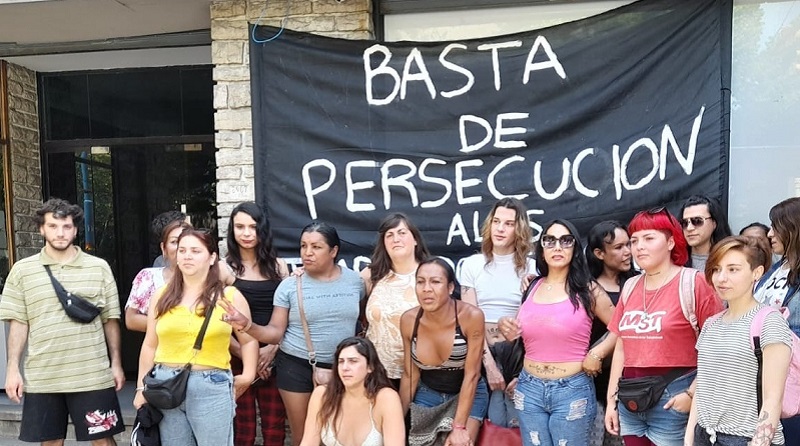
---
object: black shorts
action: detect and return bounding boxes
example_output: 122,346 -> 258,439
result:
274,350 -> 332,393
20,387 -> 125,442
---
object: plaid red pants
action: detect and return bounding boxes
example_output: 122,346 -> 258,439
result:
232,358 -> 286,446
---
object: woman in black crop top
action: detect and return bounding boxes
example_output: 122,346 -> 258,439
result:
225,202 -> 289,446
586,221 -> 638,446
399,258 -> 487,446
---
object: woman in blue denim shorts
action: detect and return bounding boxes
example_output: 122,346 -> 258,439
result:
605,208 -> 723,446
134,228 -> 260,446
400,258 -> 488,446
498,219 -> 617,446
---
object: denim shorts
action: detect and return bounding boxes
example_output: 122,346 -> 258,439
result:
153,364 -> 235,446
413,377 -> 489,421
617,370 -> 695,446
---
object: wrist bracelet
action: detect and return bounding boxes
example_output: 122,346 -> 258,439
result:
135,386 -> 144,392
684,388 -> 694,399
588,351 -> 603,362
452,423 -> 467,430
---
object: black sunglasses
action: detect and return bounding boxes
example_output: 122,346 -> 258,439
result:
540,234 -> 576,249
680,216 -> 713,229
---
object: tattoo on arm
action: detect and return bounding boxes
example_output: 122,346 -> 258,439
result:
751,410 -> 775,446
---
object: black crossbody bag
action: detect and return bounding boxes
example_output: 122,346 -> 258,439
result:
43,265 -> 102,323
616,367 -> 688,413
142,299 -> 216,410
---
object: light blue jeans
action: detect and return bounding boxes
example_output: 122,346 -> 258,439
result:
514,370 -> 597,446
617,370 -> 695,446
488,390 -> 519,427
153,364 -> 235,446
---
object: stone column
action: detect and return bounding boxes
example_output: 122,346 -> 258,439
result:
211,0 -> 373,252
3,62 -> 42,259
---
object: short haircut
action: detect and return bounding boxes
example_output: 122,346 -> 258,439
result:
35,198 -> 83,227
705,235 -> 771,284
151,211 -> 187,240
628,207 -> 689,266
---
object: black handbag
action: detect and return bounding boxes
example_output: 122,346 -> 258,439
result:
142,299 -> 216,410
616,368 -> 687,413
44,265 -> 102,323
490,276 -> 543,382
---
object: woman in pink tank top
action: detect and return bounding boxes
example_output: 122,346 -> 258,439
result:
498,219 -> 617,446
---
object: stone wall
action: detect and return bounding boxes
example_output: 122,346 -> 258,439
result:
4,62 -> 42,259
211,0 -> 373,251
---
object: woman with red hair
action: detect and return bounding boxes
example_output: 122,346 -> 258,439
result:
604,207 -> 723,446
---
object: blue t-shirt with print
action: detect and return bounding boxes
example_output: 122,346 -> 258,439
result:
275,267 -> 365,364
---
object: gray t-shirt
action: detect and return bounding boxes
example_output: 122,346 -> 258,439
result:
275,267 -> 365,364
691,253 -> 708,272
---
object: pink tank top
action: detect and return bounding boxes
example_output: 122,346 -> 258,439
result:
519,281 -> 592,362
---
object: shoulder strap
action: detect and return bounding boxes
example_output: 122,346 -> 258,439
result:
620,274 -> 643,306
193,296 -> 217,351
678,268 -> 699,336
43,265 -> 66,296
411,307 -> 424,341
520,275 -> 544,306
750,306 -> 777,414
295,276 -> 317,365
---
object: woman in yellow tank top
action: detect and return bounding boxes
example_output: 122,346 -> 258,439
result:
133,228 -> 259,446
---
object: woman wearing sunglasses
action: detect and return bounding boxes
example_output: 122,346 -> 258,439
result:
679,195 -> 732,272
498,219 -> 616,446
605,207 -> 723,446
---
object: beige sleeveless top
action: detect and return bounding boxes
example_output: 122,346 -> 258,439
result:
365,271 -> 418,379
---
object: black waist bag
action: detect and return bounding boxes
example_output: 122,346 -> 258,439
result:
142,365 -> 191,410
44,265 -> 102,323
617,368 -> 688,413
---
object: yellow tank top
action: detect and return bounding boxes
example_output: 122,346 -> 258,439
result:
154,287 -> 235,369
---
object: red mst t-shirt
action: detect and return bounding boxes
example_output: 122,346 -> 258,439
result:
609,268 -> 723,368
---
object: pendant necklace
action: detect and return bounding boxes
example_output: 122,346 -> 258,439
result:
642,270 -> 670,317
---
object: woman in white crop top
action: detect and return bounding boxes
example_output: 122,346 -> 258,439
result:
301,337 -> 405,446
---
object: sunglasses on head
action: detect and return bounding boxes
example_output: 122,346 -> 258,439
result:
540,234 -> 576,249
680,216 -> 713,229
636,206 -> 678,226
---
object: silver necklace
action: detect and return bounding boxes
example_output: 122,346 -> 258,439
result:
642,270 -> 671,316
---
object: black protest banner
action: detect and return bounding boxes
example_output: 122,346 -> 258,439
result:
251,0 -> 731,266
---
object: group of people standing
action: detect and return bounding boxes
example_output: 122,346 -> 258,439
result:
0,193 -> 797,446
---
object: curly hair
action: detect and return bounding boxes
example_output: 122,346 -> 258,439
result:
35,198 -> 83,227
479,198 -> 533,277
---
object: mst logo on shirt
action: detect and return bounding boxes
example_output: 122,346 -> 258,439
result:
618,311 -> 667,334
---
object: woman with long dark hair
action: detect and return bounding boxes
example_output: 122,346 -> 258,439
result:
755,197 -> 800,444
586,220 -> 637,446
134,228 -> 259,445
300,337 -> 405,446
220,221 -> 365,446
400,258 -> 486,446
362,213 -> 430,389
498,219 -> 616,445
605,208 -> 723,446
225,202 -> 288,446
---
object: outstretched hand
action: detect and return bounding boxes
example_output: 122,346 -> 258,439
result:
217,299 -> 250,332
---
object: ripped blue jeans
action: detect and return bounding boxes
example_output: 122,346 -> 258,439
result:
514,370 -> 596,446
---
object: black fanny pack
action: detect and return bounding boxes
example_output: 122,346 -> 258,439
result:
617,368 -> 689,413
44,265 -> 102,323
